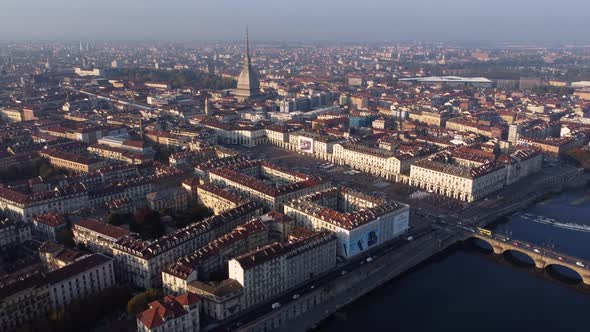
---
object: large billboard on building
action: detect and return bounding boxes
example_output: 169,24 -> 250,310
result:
345,226 -> 380,257
298,136 -> 314,154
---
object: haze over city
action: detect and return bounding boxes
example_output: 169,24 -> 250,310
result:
2,0 -> 590,42
1,1 -> 590,332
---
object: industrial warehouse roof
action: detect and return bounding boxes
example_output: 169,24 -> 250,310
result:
399,76 -> 493,84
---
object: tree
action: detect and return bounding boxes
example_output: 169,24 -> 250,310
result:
38,162 -> 57,179
18,286 -> 132,332
56,228 -> 75,248
107,212 -> 125,226
152,145 -> 173,164
127,288 -> 162,315
174,205 -> 213,228
132,208 -> 165,239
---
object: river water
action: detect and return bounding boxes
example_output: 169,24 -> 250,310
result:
318,188 -> 590,332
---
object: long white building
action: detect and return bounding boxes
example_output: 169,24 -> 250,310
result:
208,160 -> 330,211
112,202 -> 261,289
409,149 -> 542,202
228,231 -> 337,309
284,187 -> 410,258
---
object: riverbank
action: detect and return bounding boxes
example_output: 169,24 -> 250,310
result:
317,187 -> 590,332
231,165 -> 585,331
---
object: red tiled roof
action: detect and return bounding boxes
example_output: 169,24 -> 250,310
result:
75,218 -> 129,240
137,293 -> 200,329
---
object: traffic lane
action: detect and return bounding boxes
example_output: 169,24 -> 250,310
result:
216,230 -> 437,331
447,225 -> 590,269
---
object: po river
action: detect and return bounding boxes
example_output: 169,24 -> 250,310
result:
317,188 -> 590,332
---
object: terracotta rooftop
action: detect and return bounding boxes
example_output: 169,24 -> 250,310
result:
74,218 -> 130,240
137,293 -> 200,330
232,230 -> 335,270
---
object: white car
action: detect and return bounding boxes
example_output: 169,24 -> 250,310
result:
533,249 -> 541,253
576,261 -> 585,267
292,294 -> 300,300
366,257 -> 373,263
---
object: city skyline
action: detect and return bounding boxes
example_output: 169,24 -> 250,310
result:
1,6 -> 590,331
2,0 -> 590,42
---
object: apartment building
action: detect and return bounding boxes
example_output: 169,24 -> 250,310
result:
38,241 -> 86,271
0,254 -> 115,331
39,149 -> 109,173
410,154 -> 506,202
72,218 -> 130,255
196,183 -> 249,215
208,160 -> 329,211
31,213 -> 67,241
408,148 -> 541,202
41,124 -> 125,143
146,188 -> 190,213
186,279 -> 243,321
46,254 -> 116,310
0,218 -> 32,249
162,218 -> 269,296
264,125 -> 297,149
285,131 -> 345,162
517,135 -> 587,158
408,109 -> 450,127
0,185 -> 88,222
0,107 -> 24,123
0,274 -> 49,332
200,119 -> 267,146
88,144 -> 149,164
137,293 -> 201,332
112,202 -> 262,289
333,142 -> 402,180
284,187 -> 410,258
228,231 -> 337,309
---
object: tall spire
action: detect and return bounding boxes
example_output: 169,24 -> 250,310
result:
244,26 -> 251,67
235,26 -> 260,101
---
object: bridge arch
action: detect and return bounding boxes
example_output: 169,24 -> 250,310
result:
468,237 -> 494,252
544,264 -> 584,284
467,236 -> 504,254
502,248 -> 536,267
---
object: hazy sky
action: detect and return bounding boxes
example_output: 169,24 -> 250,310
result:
1,0 -> 589,42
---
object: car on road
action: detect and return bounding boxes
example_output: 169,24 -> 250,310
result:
272,302 -> 281,309
576,262 -> 585,267
292,294 -> 300,300
366,257 -> 373,263
558,256 -> 564,261
533,249 -> 541,253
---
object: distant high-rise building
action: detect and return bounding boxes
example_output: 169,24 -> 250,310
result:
204,95 -> 210,116
519,77 -> 542,91
234,27 -> 261,101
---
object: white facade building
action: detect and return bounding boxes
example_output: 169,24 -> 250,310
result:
284,187 -> 410,258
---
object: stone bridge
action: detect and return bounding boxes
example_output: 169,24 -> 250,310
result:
469,233 -> 590,285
